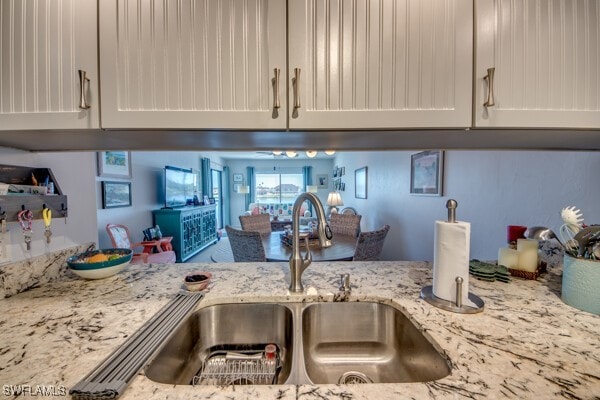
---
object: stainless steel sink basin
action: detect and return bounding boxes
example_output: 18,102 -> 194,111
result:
301,302 -> 451,384
144,301 -> 450,385
145,303 -> 293,385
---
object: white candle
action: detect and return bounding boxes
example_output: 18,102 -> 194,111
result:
517,239 -> 539,272
498,247 -> 519,268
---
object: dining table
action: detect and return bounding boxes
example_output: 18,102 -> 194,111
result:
210,231 -> 357,263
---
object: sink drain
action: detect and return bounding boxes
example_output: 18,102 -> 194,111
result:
338,371 -> 373,384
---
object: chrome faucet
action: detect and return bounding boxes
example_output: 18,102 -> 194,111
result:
289,192 -> 333,293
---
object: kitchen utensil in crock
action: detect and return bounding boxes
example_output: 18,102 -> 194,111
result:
559,224 -> 578,256
573,226 -> 600,259
525,226 -> 565,248
561,206 -> 584,233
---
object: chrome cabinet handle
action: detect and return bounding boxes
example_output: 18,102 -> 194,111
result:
78,70 -> 91,110
483,67 -> 495,108
273,68 -> 281,109
293,68 -> 301,109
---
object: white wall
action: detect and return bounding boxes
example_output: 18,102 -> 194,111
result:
225,158 -> 334,225
334,150 -> 600,261
0,147 -> 97,261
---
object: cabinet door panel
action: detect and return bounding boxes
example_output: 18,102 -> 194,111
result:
475,0 -> 600,128
0,0 -> 98,130
100,0 -> 287,129
288,0 -> 472,129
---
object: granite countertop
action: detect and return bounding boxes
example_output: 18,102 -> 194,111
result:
0,259 -> 598,399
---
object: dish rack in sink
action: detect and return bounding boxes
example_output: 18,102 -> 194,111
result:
192,345 -> 281,386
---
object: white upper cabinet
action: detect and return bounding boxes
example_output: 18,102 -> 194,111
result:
0,0 -> 99,130
99,0 -> 287,130
287,0 -> 473,129
475,0 -> 600,128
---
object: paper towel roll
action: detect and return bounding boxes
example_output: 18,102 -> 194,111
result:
433,220 -> 477,307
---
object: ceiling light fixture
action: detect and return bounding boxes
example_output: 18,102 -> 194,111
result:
285,151 -> 298,158
306,150 -> 317,158
324,150 -> 336,155
272,151 -> 282,156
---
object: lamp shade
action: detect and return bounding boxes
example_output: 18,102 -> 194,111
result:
238,185 -> 249,194
306,185 -> 318,193
327,192 -> 343,207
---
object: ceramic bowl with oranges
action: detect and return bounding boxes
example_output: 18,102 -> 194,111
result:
66,248 -> 133,279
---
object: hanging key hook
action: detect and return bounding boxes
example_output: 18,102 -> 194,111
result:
42,206 -> 53,244
17,209 -> 33,231
17,209 -> 34,251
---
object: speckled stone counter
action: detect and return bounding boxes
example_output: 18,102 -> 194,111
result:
0,243 -> 93,298
0,260 -> 598,399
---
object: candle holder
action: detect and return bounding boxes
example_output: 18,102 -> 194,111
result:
507,225 -> 527,249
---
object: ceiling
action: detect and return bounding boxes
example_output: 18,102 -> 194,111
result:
211,151 -> 338,160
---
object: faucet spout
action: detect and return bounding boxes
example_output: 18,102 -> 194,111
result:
289,192 -> 332,293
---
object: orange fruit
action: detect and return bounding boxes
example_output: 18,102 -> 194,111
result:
88,253 -> 109,263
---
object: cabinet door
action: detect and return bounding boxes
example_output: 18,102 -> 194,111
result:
475,0 -> 600,128
99,0 -> 287,129
0,0 -> 99,130
287,0 -> 472,129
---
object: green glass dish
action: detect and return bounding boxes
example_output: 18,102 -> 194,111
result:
67,248 -> 133,271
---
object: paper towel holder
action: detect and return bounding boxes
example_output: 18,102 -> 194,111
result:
420,199 -> 485,313
420,278 -> 484,314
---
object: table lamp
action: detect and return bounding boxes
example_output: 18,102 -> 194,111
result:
327,191 -> 343,215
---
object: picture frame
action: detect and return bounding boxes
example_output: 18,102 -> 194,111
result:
101,181 -> 132,209
355,167 -> 368,199
97,151 -> 132,178
233,173 -> 244,183
410,150 -> 444,196
233,183 -> 242,193
316,174 -> 328,189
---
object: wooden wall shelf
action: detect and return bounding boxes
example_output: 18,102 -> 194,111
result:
0,164 -> 68,223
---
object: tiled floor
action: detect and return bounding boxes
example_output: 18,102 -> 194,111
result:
183,237 -> 230,263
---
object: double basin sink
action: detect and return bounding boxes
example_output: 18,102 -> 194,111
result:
145,301 -> 450,385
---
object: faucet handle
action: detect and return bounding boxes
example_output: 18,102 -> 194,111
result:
302,236 -> 312,267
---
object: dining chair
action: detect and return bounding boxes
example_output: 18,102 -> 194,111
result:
340,207 -> 358,215
225,225 -> 267,262
352,224 -> 391,261
106,224 -> 176,264
329,213 -> 362,237
239,214 -> 272,236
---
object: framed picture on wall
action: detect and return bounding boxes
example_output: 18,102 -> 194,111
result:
410,150 -> 444,196
97,151 -> 132,178
355,167 -> 367,199
316,174 -> 328,189
233,173 -> 243,182
101,181 -> 132,209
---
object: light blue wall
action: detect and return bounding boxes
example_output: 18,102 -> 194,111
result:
2,147 -> 598,263
96,151 -> 224,249
334,151 -> 599,261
